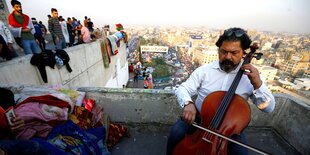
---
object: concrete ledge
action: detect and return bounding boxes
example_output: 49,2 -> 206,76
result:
250,94 -> 309,155
78,87 -> 181,124
0,85 -> 308,154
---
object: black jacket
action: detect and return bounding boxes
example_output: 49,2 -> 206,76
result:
30,50 -> 72,83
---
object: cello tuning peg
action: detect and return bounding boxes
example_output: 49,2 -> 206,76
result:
254,53 -> 263,60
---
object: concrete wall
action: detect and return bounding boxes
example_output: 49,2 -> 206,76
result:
79,87 -> 181,124
0,40 -> 129,88
0,0 -> 9,24
1,85 -> 308,154
249,94 -> 310,155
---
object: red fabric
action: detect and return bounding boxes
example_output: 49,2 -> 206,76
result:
17,95 -> 70,110
69,106 -> 94,130
8,11 -> 29,28
107,123 -> 129,150
83,99 -> 95,111
115,23 -> 123,29
0,107 -> 8,129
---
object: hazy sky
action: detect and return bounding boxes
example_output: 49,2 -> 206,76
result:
6,0 -> 310,34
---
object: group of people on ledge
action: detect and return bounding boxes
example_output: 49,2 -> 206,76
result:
0,0 -> 106,62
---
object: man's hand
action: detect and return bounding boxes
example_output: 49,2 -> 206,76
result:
241,64 -> 262,89
182,103 -> 196,125
7,43 -> 13,51
10,115 -> 25,133
55,36 -> 59,43
22,28 -> 31,32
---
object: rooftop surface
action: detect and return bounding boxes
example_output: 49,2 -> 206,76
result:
111,124 -> 300,155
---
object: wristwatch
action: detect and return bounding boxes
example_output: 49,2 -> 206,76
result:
184,101 -> 194,107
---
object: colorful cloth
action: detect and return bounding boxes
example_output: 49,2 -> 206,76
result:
69,106 -> 93,130
106,36 -> 118,55
69,101 -> 105,130
100,39 -> 110,68
17,94 -> 73,112
56,88 -> 85,106
107,123 -> 129,150
46,120 -> 108,155
14,102 -> 68,139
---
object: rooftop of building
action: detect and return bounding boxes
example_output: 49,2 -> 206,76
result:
1,85 -> 308,155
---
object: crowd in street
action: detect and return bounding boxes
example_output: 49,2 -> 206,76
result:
129,62 -> 154,89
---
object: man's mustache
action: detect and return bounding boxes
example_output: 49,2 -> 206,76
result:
221,59 -> 234,66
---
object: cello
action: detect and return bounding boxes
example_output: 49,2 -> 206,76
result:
172,43 -> 270,155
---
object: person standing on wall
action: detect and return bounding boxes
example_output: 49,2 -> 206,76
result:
8,0 -> 41,55
48,8 -> 66,49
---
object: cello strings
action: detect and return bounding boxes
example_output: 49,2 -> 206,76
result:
214,69 -> 243,128
202,53 -> 253,142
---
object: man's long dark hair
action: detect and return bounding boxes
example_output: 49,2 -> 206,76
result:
215,27 -> 252,51
11,0 -> 21,7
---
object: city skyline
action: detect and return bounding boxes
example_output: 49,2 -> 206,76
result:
5,0 -> 310,34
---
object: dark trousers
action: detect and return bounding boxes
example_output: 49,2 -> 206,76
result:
0,35 -> 18,60
134,75 -> 138,83
166,118 -> 248,155
36,35 -> 46,51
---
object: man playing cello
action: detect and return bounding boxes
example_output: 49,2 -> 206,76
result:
166,27 -> 275,155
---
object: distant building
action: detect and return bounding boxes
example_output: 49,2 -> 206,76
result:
201,47 -> 218,64
303,70 -> 310,78
272,39 -> 283,49
294,78 -> 310,90
282,60 -> 309,77
262,42 -> 272,51
256,65 -> 278,82
191,46 -> 218,65
278,79 -> 295,89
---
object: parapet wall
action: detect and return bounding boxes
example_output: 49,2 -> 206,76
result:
1,85 -> 309,154
79,87 -> 309,155
250,94 -> 309,155
0,40 -> 129,88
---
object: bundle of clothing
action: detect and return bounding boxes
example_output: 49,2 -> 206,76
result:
30,49 -> 72,83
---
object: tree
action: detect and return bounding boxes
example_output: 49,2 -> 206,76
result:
152,57 -> 166,65
154,65 -> 170,78
146,57 -> 171,78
